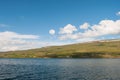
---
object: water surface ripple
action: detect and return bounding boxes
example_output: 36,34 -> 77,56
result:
0,59 -> 120,80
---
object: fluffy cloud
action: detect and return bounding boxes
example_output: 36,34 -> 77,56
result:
59,34 -> 77,40
116,11 -> 120,16
80,22 -> 90,29
0,31 -> 44,51
83,20 -> 120,37
76,38 -> 97,43
0,31 -> 39,39
59,24 -> 77,34
49,29 -> 55,35
0,31 -> 75,51
58,19 -> 120,40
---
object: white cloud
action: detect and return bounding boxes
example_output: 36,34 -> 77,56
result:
83,20 -> 120,37
59,33 -> 79,40
59,24 -> 77,34
0,31 -> 39,39
0,31 -> 43,51
116,11 -> 120,16
76,38 -> 97,43
49,29 -> 55,35
80,22 -> 90,29
0,31 -> 75,51
1,19 -> 120,51
58,19 -> 120,40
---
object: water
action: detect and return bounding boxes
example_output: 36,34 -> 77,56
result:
0,59 -> 120,80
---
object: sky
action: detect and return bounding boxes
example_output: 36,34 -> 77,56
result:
0,0 -> 120,51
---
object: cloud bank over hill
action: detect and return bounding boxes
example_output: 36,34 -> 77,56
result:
1,19 -> 120,52
0,31 -> 70,51
0,31 -> 47,51
50,19 -> 120,40
0,11 -> 120,51
1,18 -> 120,51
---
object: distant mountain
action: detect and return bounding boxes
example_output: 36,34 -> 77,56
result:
0,39 -> 120,58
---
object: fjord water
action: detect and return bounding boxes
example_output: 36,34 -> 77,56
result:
0,59 -> 120,80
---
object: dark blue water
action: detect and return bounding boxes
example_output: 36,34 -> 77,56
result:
0,59 -> 120,80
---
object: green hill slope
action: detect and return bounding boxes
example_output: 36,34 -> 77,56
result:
0,40 -> 120,58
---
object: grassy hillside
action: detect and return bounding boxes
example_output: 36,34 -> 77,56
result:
0,40 -> 120,58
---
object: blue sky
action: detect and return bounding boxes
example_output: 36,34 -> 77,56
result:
0,0 -> 120,51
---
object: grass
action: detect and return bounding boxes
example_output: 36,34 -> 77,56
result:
0,40 -> 120,58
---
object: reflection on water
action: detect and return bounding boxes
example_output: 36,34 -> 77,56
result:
0,59 -> 120,80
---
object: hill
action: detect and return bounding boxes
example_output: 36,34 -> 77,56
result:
0,40 -> 120,58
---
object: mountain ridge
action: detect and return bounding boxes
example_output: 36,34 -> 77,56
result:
0,39 -> 120,58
